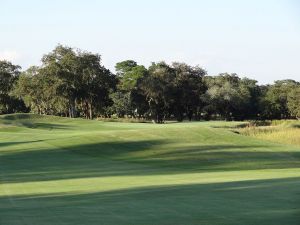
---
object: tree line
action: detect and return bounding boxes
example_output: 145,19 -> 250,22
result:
0,45 -> 299,122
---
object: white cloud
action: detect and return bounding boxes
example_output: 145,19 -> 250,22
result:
0,50 -> 21,62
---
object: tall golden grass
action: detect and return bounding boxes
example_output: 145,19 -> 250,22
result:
238,120 -> 300,146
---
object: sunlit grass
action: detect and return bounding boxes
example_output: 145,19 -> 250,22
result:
0,114 -> 300,225
239,121 -> 300,146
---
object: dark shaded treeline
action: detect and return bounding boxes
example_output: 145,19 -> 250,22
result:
0,45 -> 299,122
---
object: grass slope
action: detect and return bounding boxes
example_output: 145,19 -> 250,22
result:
0,114 -> 300,225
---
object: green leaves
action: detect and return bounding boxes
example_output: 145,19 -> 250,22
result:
287,87 -> 300,119
1,45 -> 300,121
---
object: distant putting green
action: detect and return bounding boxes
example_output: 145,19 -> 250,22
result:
0,114 -> 300,225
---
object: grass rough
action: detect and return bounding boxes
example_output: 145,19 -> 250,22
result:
0,114 -> 300,225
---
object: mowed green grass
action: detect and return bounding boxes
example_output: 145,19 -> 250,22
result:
0,114 -> 300,225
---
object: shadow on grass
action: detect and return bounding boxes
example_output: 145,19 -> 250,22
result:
1,139 -> 300,184
0,114 -> 40,120
19,122 -> 73,130
0,120 -> 73,130
1,177 -> 300,225
291,124 -> 300,128
0,140 -> 44,148
0,114 -> 74,130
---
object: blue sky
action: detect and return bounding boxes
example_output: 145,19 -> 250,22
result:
1,0 -> 299,84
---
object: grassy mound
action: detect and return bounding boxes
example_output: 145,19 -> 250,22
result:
0,114 -> 299,225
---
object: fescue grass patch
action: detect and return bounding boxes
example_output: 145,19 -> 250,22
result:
238,120 -> 300,146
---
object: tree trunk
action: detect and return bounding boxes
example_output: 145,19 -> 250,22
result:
89,99 -> 93,120
187,109 -> 193,121
69,98 -> 76,118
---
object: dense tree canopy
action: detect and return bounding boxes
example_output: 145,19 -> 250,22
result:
287,86 -> 300,119
261,80 -> 299,119
111,60 -> 148,118
0,60 -> 27,114
203,74 -> 260,120
2,45 -> 299,122
14,45 -> 116,119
